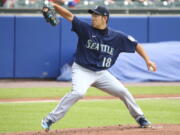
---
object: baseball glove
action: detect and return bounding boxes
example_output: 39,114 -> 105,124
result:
42,2 -> 59,26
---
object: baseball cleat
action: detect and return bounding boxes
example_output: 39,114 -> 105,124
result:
136,116 -> 151,128
41,118 -> 53,132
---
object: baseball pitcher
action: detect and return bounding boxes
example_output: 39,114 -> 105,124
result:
41,2 -> 157,132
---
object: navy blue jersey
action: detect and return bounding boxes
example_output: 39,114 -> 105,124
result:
71,16 -> 137,71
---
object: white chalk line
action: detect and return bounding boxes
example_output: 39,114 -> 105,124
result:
0,97 -> 180,104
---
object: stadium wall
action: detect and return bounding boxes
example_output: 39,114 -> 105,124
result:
0,15 -> 180,78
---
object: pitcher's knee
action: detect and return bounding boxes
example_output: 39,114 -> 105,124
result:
71,91 -> 86,99
119,88 -> 134,98
115,87 -> 131,97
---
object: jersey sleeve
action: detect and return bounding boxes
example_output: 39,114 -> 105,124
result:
71,16 -> 89,36
120,34 -> 138,53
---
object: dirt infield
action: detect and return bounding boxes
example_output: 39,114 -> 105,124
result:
0,94 -> 180,103
1,79 -> 180,88
1,124 -> 180,135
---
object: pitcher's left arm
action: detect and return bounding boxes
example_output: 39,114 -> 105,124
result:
136,44 -> 157,72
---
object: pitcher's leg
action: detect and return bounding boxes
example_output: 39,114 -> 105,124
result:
94,71 -> 143,118
47,90 -> 85,122
94,71 -> 151,128
42,63 -> 96,130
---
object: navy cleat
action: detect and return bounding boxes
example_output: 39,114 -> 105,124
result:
41,118 -> 53,132
136,116 -> 151,128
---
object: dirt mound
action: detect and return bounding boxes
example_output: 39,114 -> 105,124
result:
1,124 -> 180,135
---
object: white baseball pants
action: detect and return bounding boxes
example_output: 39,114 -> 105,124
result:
47,62 -> 144,122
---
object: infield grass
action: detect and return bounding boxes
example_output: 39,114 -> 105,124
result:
0,86 -> 180,99
0,86 -> 180,133
0,99 -> 180,133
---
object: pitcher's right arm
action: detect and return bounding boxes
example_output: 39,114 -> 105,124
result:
52,2 -> 74,22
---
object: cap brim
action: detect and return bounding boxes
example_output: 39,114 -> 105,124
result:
88,9 -> 101,15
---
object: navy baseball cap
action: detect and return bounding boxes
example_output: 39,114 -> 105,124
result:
88,6 -> 109,17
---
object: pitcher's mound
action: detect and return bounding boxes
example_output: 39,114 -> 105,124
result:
2,124 -> 180,135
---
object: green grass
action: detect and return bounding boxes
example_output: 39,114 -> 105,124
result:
0,86 -> 180,133
0,86 -> 180,99
0,99 -> 180,133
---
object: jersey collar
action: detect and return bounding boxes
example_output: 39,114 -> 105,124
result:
93,27 -> 109,35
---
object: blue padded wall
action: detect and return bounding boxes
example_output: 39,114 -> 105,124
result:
1,15 -> 180,79
0,16 -> 14,78
149,16 -> 180,42
15,16 -> 60,78
109,16 -> 148,43
60,18 -> 77,67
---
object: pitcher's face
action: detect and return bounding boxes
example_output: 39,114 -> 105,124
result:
91,14 -> 107,29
